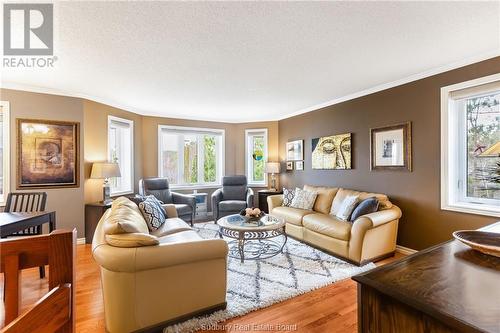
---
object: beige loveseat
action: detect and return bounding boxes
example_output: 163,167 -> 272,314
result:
92,197 -> 228,333
268,185 -> 401,265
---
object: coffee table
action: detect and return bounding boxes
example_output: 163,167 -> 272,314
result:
217,214 -> 287,263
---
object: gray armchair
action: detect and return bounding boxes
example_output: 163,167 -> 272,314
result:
139,178 -> 196,225
212,175 -> 254,222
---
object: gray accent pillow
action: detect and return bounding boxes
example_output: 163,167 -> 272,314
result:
138,195 -> 167,231
350,197 -> 379,222
282,188 -> 295,207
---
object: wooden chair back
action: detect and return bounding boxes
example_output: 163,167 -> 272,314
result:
4,192 -> 48,236
0,229 -> 76,333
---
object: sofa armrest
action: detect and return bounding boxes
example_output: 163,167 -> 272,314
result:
246,188 -> 254,207
267,194 -> 283,212
211,189 -> 223,220
354,206 -> 402,228
93,238 -> 228,273
161,203 -> 178,218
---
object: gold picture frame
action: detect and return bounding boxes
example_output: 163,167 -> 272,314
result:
17,118 -> 80,189
370,122 -> 412,171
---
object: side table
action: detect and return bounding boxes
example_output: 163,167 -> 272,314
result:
258,190 -> 283,213
85,202 -> 112,244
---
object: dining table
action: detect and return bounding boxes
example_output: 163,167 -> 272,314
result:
0,211 -> 56,238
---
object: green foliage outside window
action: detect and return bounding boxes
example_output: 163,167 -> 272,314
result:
204,136 -> 216,182
253,136 -> 265,181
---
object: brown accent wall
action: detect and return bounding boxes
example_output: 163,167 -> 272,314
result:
0,88 -> 85,236
278,57 -> 500,250
83,100 -> 143,203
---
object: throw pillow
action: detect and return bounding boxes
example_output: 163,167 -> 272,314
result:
335,195 -> 359,221
139,196 -> 167,231
106,233 -> 159,247
350,197 -> 379,222
282,188 -> 295,207
104,197 -> 149,235
290,188 -> 317,210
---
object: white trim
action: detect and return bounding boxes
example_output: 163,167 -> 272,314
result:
0,101 -> 10,206
440,73 -> 500,218
77,238 -> 86,245
245,128 -> 268,186
107,115 -> 134,195
2,52 -> 498,123
158,125 -> 225,187
396,245 -> 417,256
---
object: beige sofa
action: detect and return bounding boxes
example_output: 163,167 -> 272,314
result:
268,185 -> 401,265
92,197 -> 228,333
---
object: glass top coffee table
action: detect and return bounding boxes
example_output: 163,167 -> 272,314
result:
217,214 -> 287,263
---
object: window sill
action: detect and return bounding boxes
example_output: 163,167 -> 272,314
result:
442,202 -> 500,218
170,184 -> 222,191
111,190 -> 134,197
248,184 -> 268,188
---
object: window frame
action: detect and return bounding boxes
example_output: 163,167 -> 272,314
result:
107,115 -> 134,196
441,73 -> 500,217
0,101 -> 10,206
157,125 -> 225,190
245,128 -> 268,187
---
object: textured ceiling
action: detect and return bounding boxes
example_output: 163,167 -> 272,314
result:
2,1 -> 499,122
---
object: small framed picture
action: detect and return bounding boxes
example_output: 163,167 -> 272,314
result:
286,161 -> 294,171
286,139 -> 304,161
370,122 -> 412,171
295,161 -> 304,170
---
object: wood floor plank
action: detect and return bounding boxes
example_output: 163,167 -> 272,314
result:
1,244 -> 403,332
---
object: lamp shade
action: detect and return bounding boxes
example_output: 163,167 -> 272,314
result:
265,162 -> 281,174
479,141 -> 500,157
90,162 -> 121,179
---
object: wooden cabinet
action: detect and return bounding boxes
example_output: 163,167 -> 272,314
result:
353,222 -> 500,333
85,202 -> 111,244
258,190 -> 282,213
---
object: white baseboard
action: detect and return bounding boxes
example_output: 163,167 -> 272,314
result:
77,237 -> 86,245
396,245 -> 417,255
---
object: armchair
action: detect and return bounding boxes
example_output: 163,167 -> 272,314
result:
212,175 -> 254,222
139,178 -> 196,225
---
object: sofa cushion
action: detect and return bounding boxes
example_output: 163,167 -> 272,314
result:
157,230 -> 203,244
303,185 -> 338,214
174,203 -> 192,216
350,197 -> 379,221
290,188 -> 317,210
219,200 -> 247,212
272,206 -> 314,226
104,197 -> 150,235
105,233 -> 159,248
151,217 -> 192,237
139,196 -> 167,231
302,213 -> 352,241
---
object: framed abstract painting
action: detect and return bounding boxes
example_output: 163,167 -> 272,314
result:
311,133 -> 352,170
17,119 -> 80,189
370,122 -> 412,171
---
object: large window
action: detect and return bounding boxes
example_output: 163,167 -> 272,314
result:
0,101 -> 10,206
441,74 -> 500,216
245,129 -> 268,186
108,116 -> 134,195
158,125 -> 224,188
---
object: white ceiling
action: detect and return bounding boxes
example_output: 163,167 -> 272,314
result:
2,1 -> 499,122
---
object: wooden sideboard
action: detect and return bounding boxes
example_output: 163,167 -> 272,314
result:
353,222 -> 500,333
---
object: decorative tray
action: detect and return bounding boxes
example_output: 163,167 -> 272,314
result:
452,230 -> 500,258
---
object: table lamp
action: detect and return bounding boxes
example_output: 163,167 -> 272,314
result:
90,162 -> 121,204
265,162 -> 281,191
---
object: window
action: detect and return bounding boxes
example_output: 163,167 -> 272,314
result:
245,129 -> 268,186
158,125 -> 224,188
441,74 -> 500,217
108,116 -> 134,195
0,101 -> 10,206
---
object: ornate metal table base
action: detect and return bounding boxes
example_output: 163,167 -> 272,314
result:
219,227 -> 287,263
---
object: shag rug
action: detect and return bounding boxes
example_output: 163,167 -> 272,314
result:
164,223 -> 375,333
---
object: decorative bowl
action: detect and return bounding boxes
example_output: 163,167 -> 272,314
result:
239,208 -> 265,222
452,230 -> 500,258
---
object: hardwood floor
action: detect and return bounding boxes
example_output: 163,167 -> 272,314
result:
1,245 -> 403,332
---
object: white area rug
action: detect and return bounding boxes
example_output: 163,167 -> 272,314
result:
164,223 -> 375,333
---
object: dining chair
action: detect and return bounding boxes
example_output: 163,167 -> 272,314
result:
4,192 -> 48,278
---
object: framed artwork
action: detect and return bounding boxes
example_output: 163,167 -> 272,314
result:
286,161 -> 294,171
370,122 -> 412,171
17,119 -> 80,189
312,133 -> 351,170
286,139 -> 304,161
295,161 -> 304,170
